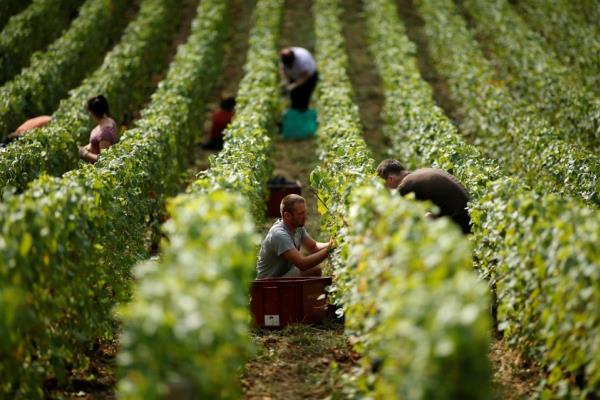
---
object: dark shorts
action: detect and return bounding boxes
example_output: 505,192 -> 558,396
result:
290,71 -> 318,110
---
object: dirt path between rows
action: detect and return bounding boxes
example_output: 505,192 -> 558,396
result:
240,1 -> 355,399
267,0 -> 322,237
394,0 -> 539,397
183,0 -> 258,186
395,0 -> 463,126
341,0 -> 389,163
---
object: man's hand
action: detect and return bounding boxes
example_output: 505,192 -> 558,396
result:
327,239 -> 336,254
282,246 -> 329,271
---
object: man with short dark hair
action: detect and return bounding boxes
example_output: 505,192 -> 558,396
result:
376,159 -> 472,234
256,194 -> 332,279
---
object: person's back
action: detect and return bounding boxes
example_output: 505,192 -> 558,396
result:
283,47 -> 316,81
398,168 -> 471,233
7,115 -> 52,139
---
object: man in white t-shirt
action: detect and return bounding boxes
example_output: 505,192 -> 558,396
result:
279,47 -> 319,110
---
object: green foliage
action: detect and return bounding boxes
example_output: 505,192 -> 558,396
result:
0,0 -> 84,84
472,179 -> 600,398
0,0 -> 229,396
118,191 -> 257,399
0,0 -> 184,191
310,1 -> 491,398
366,0 -> 600,396
461,0 -> 600,151
0,0 -> 32,30
343,187 -> 492,400
0,0 -> 128,141
190,0 -> 284,223
116,2 -> 283,396
514,0 -> 600,95
416,0 -> 600,206
362,0 -> 500,200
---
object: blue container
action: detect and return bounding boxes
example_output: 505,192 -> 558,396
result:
281,108 -> 318,140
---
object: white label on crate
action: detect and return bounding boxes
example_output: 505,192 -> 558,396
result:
264,315 -> 280,327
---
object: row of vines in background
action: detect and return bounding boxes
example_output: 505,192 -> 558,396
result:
188,0 -> 282,222
310,0 -> 491,398
0,0 -> 129,141
0,0 -> 229,395
459,0 -> 600,151
416,0 -> 600,206
513,0 -> 600,95
0,0 -> 84,84
365,0 -> 600,396
0,0 -> 184,192
116,0 -> 283,397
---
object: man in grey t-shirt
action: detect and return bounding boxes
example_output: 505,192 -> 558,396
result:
256,194 -> 332,279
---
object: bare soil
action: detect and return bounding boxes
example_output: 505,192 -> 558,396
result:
341,0 -> 389,163
241,2 -> 352,399
269,0 -> 321,238
490,339 -> 539,399
395,0 -> 464,126
241,322 -> 358,400
184,0 -> 258,186
44,340 -> 118,400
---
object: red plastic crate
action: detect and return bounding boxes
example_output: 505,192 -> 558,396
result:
265,180 -> 302,218
250,276 -> 332,328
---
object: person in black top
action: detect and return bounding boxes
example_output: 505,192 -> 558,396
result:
376,159 -> 472,234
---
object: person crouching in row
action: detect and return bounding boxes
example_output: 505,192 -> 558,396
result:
376,159 -> 472,234
256,194 -> 333,279
78,95 -> 118,163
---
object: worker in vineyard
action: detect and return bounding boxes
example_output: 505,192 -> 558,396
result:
201,95 -> 235,151
7,115 -> 52,140
279,47 -> 318,110
377,159 -> 472,234
256,194 -> 333,279
78,95 -> 118,163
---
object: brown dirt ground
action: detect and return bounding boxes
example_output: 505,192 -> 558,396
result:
490,339 -> 539,399
341,0 -> 389,163
184,0 -> 258,186
44,340 -> 119,400
395,0 -> 464,126
269,0 -> 321,238
241,322 -> 359,400
241,1 -> 352,399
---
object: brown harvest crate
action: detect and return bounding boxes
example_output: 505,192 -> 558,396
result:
250,276 -> 332,328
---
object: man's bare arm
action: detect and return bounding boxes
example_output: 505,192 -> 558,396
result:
281,247 -> 328,271
286,71 -> 310,90
302,234 -> 330,254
